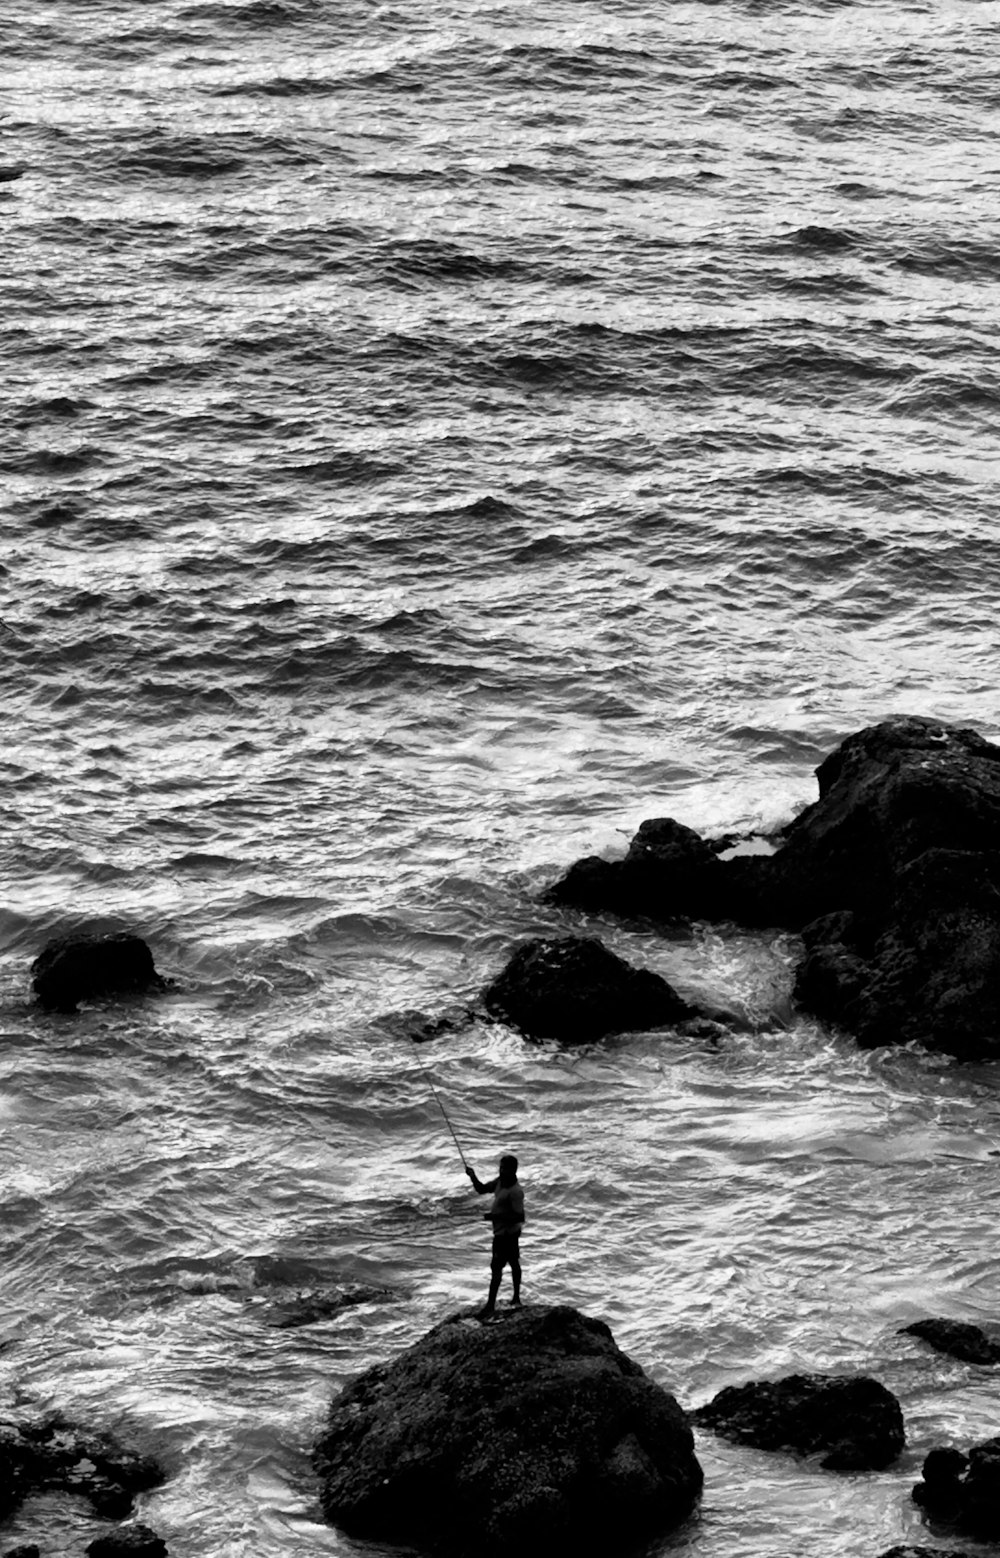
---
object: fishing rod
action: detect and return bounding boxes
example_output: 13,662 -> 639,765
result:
410,1039 -> 470,1171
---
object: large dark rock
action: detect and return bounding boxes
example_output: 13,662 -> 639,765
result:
313,1303 -> 703,1558
901,1317 -> 1000,1366
85,1529 -> 168,1558
0,1413 -> 165,1521
876,1548 -> 973,1558
911,1436 -> 1000,1537
692,1372 -> 905,1470
547,717 -> 1000,1058
481,935 -> 694,1042
546,818 -> 731,922
31,933 -> 167,1013
776,717 -> 1000,905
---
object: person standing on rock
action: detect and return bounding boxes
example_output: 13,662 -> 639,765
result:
465,1153 -> 525,1318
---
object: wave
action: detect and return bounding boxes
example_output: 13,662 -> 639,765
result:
46,130 -> 324,183
179,0 -> 322,27
893,235 -> 1000,280
482,41 -> 664,88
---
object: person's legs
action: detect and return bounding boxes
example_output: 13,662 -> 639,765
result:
510,1244 -> 521,1306
480,1238 -> 507,1318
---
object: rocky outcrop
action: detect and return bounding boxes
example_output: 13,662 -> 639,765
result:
313,1303 -> 703,1557
547,818 -> 734,923
692,1372 -> 905,1470
901,1317 -> 1000,1365
547,717 -> 1000,1059
481,935 -> 694,1042
911,1437 -> 1000,1536
0,1412 -> 165,1520
793,844 -> 1000,1054
31,933 -> 167,1013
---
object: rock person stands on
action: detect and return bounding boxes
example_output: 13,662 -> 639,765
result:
466,1154 -> 525,1318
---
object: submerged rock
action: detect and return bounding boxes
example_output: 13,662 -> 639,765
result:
547,717 -> 1000,1059
0,1413 -> 165,1521
481,934 -> 694,1042
692,1372 -> 905,1470
258,1283 -> 398,1329
901,1317 -> 1000,1366
313,1303 -> 703,1557
31,933 -> 167,1013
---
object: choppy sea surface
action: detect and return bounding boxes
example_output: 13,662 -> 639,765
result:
4,1 -> 1000,1554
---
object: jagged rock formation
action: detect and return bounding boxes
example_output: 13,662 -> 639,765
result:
548,717 -> 1000,1059
0,1412 -> 165,1521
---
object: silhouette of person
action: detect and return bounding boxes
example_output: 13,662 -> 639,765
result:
465,1153 -> 525,1319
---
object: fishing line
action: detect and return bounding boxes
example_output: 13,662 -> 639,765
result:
410,1040 -> 469,1170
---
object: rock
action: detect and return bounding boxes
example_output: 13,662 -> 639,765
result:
259,1283 -> 398,1329
0,1413 -> 164,1520
31,933 -> 167,1013
911,1445 -> 970,1523
850,848 -> 1000,1053
85,1528 -> 168,1558
481,935 -> 694,1042
3,1546 -> 42,1558
911,1436 -> 1000,1536
961,1438 -> 1000,1535
876,1547 -> 973,1558
313,1303 -> 703,1557
547,717 -> 1000,1059
793,911 -> 873,1026
0,1423 -> 32,1519
901,1318 -> 1000,1365
546,819 -> 728,922
692,1372 -> 905,1470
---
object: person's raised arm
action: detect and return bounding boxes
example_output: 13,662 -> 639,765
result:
465,1165 -> 487,1194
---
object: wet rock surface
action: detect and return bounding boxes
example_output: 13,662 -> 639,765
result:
31,933 -> 167,1013
548,717 -> 1000,1059
692,1372 -> 906,1470
876,1547 -> 973,1558
546,817 -> 731,923
313,1302 -> 703,1557
85,1527 -> 168,1558
257,1282 -> 398,1329
0,1413 -> 165,1522
481,934 -> 694,1041
901,1317 -> 1000,1365
911,1436 -> 1000,1537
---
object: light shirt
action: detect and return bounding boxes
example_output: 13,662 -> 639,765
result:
485,1178 -> 525,1236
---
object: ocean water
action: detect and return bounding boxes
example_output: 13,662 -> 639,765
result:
4,1 -> 1000,1555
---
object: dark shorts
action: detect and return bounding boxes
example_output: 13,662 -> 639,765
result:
491,1232 -> 521,1270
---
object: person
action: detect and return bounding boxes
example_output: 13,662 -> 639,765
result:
465,1153 -> 525,1319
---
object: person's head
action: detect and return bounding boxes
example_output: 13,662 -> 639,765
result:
498,1154 -> 518,1185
